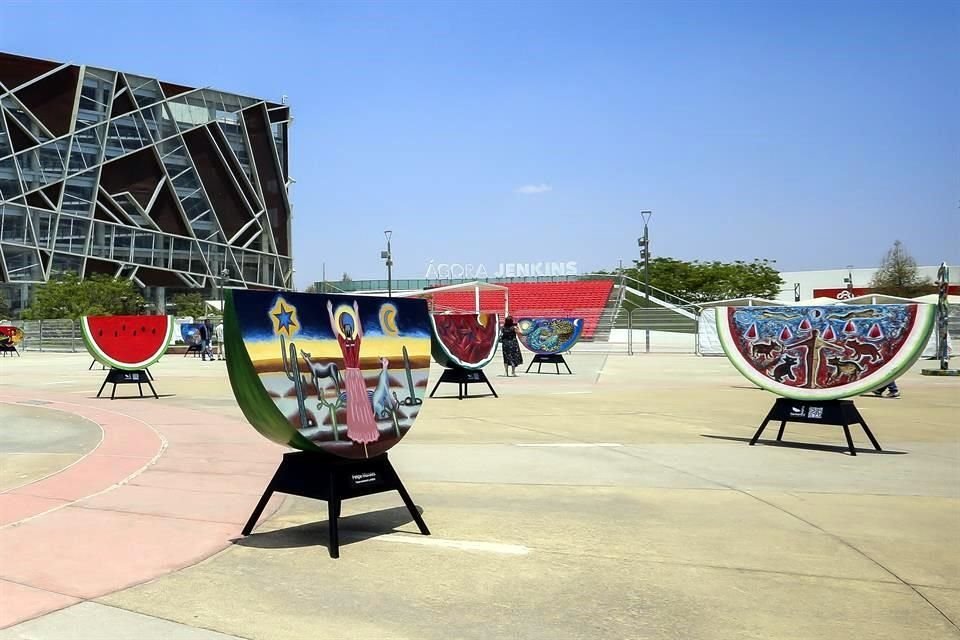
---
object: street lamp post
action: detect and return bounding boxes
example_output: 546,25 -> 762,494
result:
639,211 -> 652,354
219,268 -> 229,313
381,230 -> 393,298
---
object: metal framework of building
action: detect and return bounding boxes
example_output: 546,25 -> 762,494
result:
0,51 -> 293,312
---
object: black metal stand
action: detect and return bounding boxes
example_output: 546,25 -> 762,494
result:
241,451 -> 429,559
96,368 -> 159,400
525,353 -> 572,374
0,345 -> 19,357
750,398 -> 881,456
183,344 -> 203,357
428,366 -> 498,400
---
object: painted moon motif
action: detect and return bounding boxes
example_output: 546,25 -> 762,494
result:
517,318 -> 584,355
716,304 -> 935,401
379,303 -> 399,336
225,290 -> 432,458
429,313 -> 500,370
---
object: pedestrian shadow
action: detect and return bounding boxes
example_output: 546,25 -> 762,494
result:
699,434 -> 908,455
233,505 -> 424,550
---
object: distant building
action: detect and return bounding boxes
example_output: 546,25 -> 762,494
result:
0,51 -> 293,315
776,265 -> 958,303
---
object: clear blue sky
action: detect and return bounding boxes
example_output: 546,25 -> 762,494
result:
3,0 -> 957,287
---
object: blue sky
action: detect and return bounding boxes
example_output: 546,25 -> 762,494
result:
3,0 -> 957,287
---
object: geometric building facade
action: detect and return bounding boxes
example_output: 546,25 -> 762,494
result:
0,51 -> 292,313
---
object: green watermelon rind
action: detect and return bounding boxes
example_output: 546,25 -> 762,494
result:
429,313 -> 500,370
716,304 -> 936,401
81,315 -> 174,371
223,290 -> 320,452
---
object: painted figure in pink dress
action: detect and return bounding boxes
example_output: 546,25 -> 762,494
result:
326,300 -> 380,446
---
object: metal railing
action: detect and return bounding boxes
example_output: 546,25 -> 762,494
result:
13,319 -> 83,352
622,306 -> 699,355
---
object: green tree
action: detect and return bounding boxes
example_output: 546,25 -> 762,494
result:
622,257 -> 784,304
0,291 -> 11,319
23,273 -> 146,319
869,240 -> 933,297
169,292 -> 208,318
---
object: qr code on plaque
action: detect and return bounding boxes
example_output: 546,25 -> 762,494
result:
808,406 -> 823,419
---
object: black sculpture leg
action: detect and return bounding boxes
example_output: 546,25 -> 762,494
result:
750,407 -> 776,445
459,382 -> 465,400
146,368 -> 154,381
859,420 -> 882,452
110,381 -> 117,400
776,420 -> 787,441
96,375 -> 109,398
537,361 -> 543,373
145,377 -> 159,399
241,479 -> 277,536
484,375 -> 498,398
327,470 -> 340,559
841,423 -> 857,456
89,359 -> 96,370
387,461 -> 430,536
562,358 -> 572,374
429,378 -> 443,398
525,360 -> 534,373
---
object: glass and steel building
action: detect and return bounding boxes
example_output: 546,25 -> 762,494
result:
0,51 -> 293,313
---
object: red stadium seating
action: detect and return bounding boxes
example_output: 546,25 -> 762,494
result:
431,280 -> 615,338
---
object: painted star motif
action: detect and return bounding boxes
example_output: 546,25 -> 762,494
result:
269,297 -> 299,337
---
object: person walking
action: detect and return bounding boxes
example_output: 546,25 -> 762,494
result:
872,380 -> 900,398
198,320 -> 212,361
500,316 -> 523,377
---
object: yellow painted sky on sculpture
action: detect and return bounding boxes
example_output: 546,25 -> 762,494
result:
245,335 -> 431,363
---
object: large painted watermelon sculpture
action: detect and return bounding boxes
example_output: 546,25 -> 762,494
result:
225,289 -> 432,459
517,318 -> 583,354
429,312 -> 500,370
0,326 -> 24,349
717,304 -> 935,401
81,315 -> 174,370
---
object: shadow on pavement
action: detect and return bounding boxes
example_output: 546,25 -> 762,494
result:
700,434 -> 908,455
233,505 -> 423,550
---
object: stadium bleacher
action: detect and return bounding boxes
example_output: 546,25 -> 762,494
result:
431,280 -> 615,339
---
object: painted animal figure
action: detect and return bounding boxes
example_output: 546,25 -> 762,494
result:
371,356 -> 400,419
751,340 -> 781,359
827,356 -> 865,382
771,354 -> 799,383
841,338 -> 881,363
756,311 -> 797,321
300,350 -> 342,397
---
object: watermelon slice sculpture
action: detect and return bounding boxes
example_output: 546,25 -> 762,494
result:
429,312 -> 500,370
0,326 -> 24,349
81,315 -> 174,371
225,289 -> 433,458
717,304 -> 935,400
517,318 -> 583,354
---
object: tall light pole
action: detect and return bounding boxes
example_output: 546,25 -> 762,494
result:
381,230 -> 393,298
639,211 -> 652,354
219,267 -> 230,313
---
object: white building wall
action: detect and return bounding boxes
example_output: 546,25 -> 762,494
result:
775,265 -> 957,303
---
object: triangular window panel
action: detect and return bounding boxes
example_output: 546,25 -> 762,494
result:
3,109 -> 40,153
0,119 -> 12,158
0,156 -> 23,200
109,73 -> 137,119
13,65 -> 81,137
40,180 -> 64,207
0,54 -> 59,94
76,69 -> 114,129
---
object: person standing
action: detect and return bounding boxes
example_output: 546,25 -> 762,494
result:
501,316 -> 523,377
214,321 -> 225,360
326,300 -> 380,448
198,320 -> 212,361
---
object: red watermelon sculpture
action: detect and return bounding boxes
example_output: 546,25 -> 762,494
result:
81,315 -> 174,370
429,312 -> 500,369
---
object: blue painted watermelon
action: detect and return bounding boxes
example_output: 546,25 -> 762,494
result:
81,315 -> 174,370
716,304 -> 935,400
517,318 -> 583,354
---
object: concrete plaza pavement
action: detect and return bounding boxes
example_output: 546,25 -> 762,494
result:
0,349 -> 957,639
